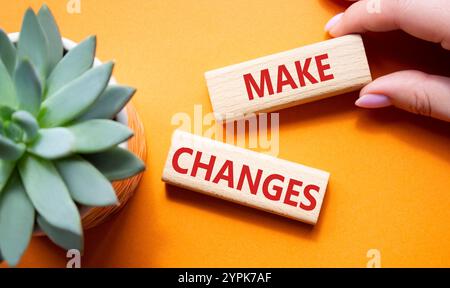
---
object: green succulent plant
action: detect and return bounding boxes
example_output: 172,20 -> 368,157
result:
0,5 -> 145,266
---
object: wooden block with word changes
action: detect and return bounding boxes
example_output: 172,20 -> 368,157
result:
162,130 -> 330,225
205,34 -> 372,121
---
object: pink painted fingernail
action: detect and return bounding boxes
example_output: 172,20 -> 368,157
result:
355,94 -> 393,108
325,13 -> 344,32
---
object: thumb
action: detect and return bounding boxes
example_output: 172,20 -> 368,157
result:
355,70 -> 450,122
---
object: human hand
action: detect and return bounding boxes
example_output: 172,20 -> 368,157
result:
325,0 -> 450,122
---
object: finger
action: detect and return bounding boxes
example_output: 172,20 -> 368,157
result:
355,70 -> 450,122
325,0 -> 450,50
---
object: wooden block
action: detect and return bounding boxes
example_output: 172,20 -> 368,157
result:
205,34 -> 372,121
162,130 -> 330,225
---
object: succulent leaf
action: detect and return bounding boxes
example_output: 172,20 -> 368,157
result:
4,122 -> 23,142
18,155 -> 82,235
11,111 -> 39,143
84,147 -> 145,181
0,172 -> 35,266
75,85 -> 135,122
0,106 -> 15,122
27,128 -> 74,159
14,60 -> 42,116
0,161 -> 15,194
67,119 -> 133,153
0,134 -> 25,161
17,8 -> 49,80
37,215 -> 83,251
0,29 -> 17,76
46,36 -> 96,97
0,59 -> 16,109
37,4 -> 63,71
55,156 -> 118,206
39,62 -> 114,128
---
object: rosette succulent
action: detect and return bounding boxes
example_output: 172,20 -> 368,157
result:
0,5 -> 145,266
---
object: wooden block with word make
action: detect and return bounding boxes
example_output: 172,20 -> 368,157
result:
205,34 -> 372,121
162,130 -> 330,225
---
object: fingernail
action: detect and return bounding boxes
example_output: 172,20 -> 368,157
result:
355,94 -> 392,108
325,13 -> 344,32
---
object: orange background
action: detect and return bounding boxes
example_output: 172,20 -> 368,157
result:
0,0 -> 449,268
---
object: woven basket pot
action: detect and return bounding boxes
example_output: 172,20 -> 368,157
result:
8,33 -> 147,230
82,103 -> 146,229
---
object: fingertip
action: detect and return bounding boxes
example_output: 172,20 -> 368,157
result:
357,71 -> 450,121
355,94 -> 392,108
324,13 -> 344,35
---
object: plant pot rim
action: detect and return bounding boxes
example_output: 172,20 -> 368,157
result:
7,32 -> 128,149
